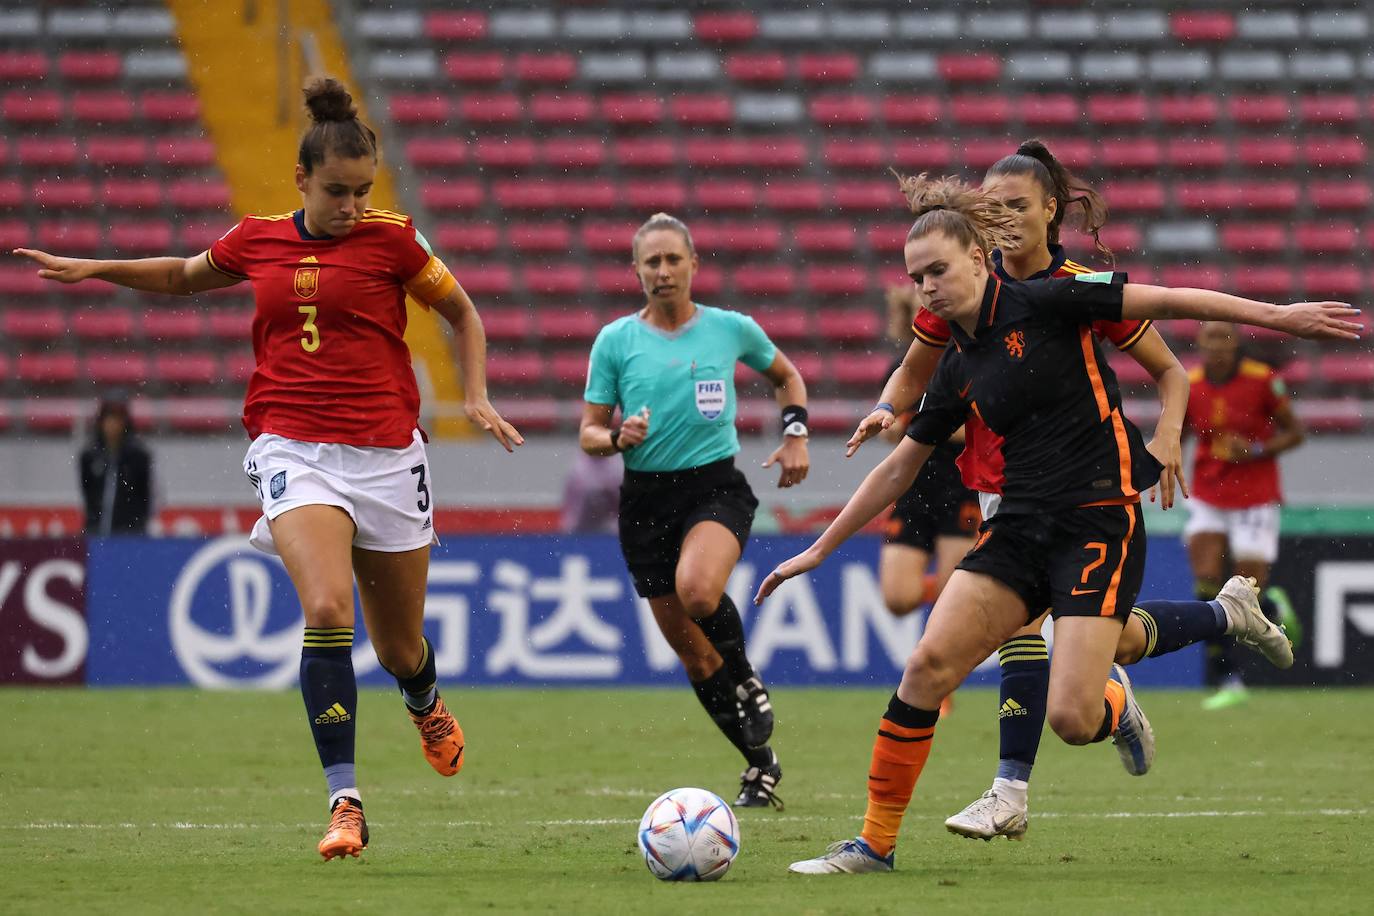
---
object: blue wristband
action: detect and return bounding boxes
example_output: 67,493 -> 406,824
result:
873,402 -> 895,415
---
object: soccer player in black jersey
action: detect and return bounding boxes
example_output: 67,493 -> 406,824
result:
762,174 -> 1359,875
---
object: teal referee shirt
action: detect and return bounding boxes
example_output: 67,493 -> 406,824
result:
585,305 -> 777,472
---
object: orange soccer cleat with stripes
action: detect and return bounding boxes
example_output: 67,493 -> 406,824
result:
408,696 -> 466,776
318,797 -> 368,861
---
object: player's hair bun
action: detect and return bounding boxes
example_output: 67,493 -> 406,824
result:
303,77 -> 357,124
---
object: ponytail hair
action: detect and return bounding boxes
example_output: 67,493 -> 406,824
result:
298,77 -> 378,174
631,212 -> 695,260
885,283 -> 919,345
986,138 -> 1112,262
893,170 -> 1021,259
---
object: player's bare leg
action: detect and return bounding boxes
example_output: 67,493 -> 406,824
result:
355,544 -> 464,777
1047,616 -> 1153,775
879,544 -> 932,617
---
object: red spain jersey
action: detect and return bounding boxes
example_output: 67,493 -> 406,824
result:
1184,358 -> 1287,508
911,246 -> 1152,494
208,208 -> 447,448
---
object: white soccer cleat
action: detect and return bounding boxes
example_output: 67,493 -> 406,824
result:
944,789 -> 1028,841
1110,664 -> 1155,776
788,837 -> 894,875
1217,575 -> 1294,669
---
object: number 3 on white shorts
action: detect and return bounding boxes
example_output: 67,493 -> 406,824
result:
298,305 -> 320,352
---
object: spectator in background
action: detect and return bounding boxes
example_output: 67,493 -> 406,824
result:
79,398 -> 153,535
1184,321 -> 1305,710
560,450 -> 623,534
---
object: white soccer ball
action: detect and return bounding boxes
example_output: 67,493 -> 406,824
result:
637,787 -> 740,881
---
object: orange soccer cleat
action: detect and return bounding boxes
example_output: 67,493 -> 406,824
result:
318,797 -> 368,861
408,696 -> 466,776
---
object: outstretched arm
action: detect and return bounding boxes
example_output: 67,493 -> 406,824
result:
754,437 -> 933,603
430,283 -> 523,452
847,339 -> 943,457
1123,328 -> 1190,509
12,248 -> 239,296
1121,286 -> 1362,340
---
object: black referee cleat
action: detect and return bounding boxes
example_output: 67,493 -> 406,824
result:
736,676 -> 774,748
734,753 -> 784,810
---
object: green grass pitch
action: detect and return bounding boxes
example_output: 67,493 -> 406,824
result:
2,687 -> 1370,915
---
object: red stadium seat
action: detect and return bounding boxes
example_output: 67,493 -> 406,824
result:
1227,95 -> 1289,125
1299,95 -> 1360,125
1179,180 -> 1297,212
72,90 -> 135,124
1231,266 -> 1294,299
87,136 -> 150,168
816,307 -> 881,341
1020,94 -> 1079,126
1236,137 -> 1297,168
1104,181 -> 1166,213
735,265 -> 796,297
1159,265 -> 1225,290
693,220 -> 783,254
3,89 -> 62,124
535,308 -> 602,341
727,53 -> 787,84
762,181 -> 828,213
882,95 -> 942,126
685,137 -> 750,169
567,181 -> 617,212
459,93 -> 523,125
2,307 -> 66,341
1170,11 -> 1234,41
548,351 -> 591,385
141,91 -> 201,123
448,263 -> 513,296
806,265 -> 869,297
1221,222 -> 1286,254
961,139 -> 1013,170
72,308 -> 135,340
478,308 -> 532,342
1167,138 -> 1228,169
593,264 -> 639,296
434,221 -> 500,255
834,180 -> 896,212
797,54 -> 860,85
59,51 -> 121,82
794,222 -> 858,254
84,351 -> 150,386
1295,222 -> 1357,253
179,222 -> 230,252
109,222 -> 175,254
223,350 -> 258,384
1087,94 -> 1149,126
443,52 -> 506,84
38,218 -> 101,252
1302,137 -> 1365,168
208,308 -> 255,340
601,94 -> 664,126
484,352 -> 543,387
543,137 -> 606,169
1155,95 -> 1219,126
670,94 -> 733,126
580,221 -> 636,255
613,137 -> 677,168
18,353 -> 80,385
694,12 -> 758,43
0,51 -> 48,81
951,94 -> 1011,127
830,353 -> 892,387
529,92 -> 593,126
1108,356 -> 1155,387
156,137 -> 215,168
168,179 -> 230,210
33,178 -> 96,209
0,264 -> 46,295
154,352 -> 219,386
1039,137 -> 1094,170
695,180 -> 757,211
1295,399 -> 1363,433
102,179 -> 162,209
823,138 -> 885,171
1078,223 -> 1140,254
0,219 -> 27,249
494,398 -> 562,433
1317,354 -> 1374,385
1302,264 -> 1362,298
1278,359 -> 1312,387
938,53 -> 1001,83
890,138 -> 955,171
514,53 -> 576,84
426,11 -> 487,41
744,137 -> 807,169
142,308 -> 206,341
406,137 -> 468,168
867,222 -> 912,255
389,94 -> 451,125
523,263 -> 585,296
422,179 -> 485,211
18,137 -> 79,168
163,399 -> 239,433
751,307 -> 810,342
1102,139 -> 1163,170
625,180 -> 686,211
508,223 -> 572,253
1310,180 -> 1371,211
474,137 -> 537,169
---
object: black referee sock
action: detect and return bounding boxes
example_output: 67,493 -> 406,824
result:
690,665 -> 772,769
301,627 -> 358,800
388,636 -> 438,714
693,595 -> 757,686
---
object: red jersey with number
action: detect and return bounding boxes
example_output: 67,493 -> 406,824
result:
208,208 -> 434,448
1184,358 -> 1286,508
911,247 -> 1152,494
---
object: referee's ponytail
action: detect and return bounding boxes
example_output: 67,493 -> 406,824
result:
298,77 -> 378,175
987,139 -> 1112,263
893,170 -> 1020,262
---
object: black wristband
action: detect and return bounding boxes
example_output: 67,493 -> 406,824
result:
609,425 -> 623,452
781,404 -> 808,435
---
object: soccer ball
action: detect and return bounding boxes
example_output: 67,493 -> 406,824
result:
637,787 -> 740,881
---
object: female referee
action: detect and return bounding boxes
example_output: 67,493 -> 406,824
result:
761,174 -> 1356,874
580,213 -> 809,810
14,78 -> 522,860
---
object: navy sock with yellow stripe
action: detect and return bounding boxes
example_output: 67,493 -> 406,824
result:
301,627 -> 357,800
391,636 -> 439,715
1131,600 -> 1227,658
995,635 -> 1049,784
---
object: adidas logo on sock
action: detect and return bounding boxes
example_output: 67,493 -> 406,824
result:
997,698 -> 1029,719
314,702 -> 352,725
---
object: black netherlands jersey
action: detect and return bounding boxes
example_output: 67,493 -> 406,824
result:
906,271 -> 1163,514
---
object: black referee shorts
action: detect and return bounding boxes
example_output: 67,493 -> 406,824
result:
884,445 -> 980,552
618,457 -> 758,599
957,502 -> 1146,622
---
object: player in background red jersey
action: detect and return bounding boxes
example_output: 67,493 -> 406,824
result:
14,79 -> 521,860
1184,321 -> 1304,710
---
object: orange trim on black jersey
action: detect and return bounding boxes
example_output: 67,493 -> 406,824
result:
1115,318 -> 1153,351
1078,327 -> 1112,423
983,276 -> 1003,327
1100,502 -> 1138,617
205,247 -> 248,280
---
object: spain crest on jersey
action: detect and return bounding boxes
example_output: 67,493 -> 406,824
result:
294,267 -> 320,300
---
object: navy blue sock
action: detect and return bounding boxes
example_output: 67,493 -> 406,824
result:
301,627 -> 357,799
390,636 -> 438,714
994,635 -> 1049,783
1131,599 -> 1228,658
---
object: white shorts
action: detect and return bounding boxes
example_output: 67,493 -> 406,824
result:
978,491 -> 1001,522
243,430 -> 437,555
1182,497 -> 1280,563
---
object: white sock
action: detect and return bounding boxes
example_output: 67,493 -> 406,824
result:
329,788 -> 360,810
992,777 -> 1028,807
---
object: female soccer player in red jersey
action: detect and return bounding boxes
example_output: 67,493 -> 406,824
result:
14,78 -> 521,861
764,174 -> 1356,875
1184,321 -> 1304,709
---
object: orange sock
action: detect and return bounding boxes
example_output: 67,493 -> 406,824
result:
922,572 -> 939,604
1102,678 -> 1126,737
859,697 -> 939,857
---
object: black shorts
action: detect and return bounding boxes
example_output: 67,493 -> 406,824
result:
957,502 -> 1146,622
885,443 -> 981,551
618,457 -> 758,599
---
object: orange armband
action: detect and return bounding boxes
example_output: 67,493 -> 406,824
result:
404,255 -> 458,308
